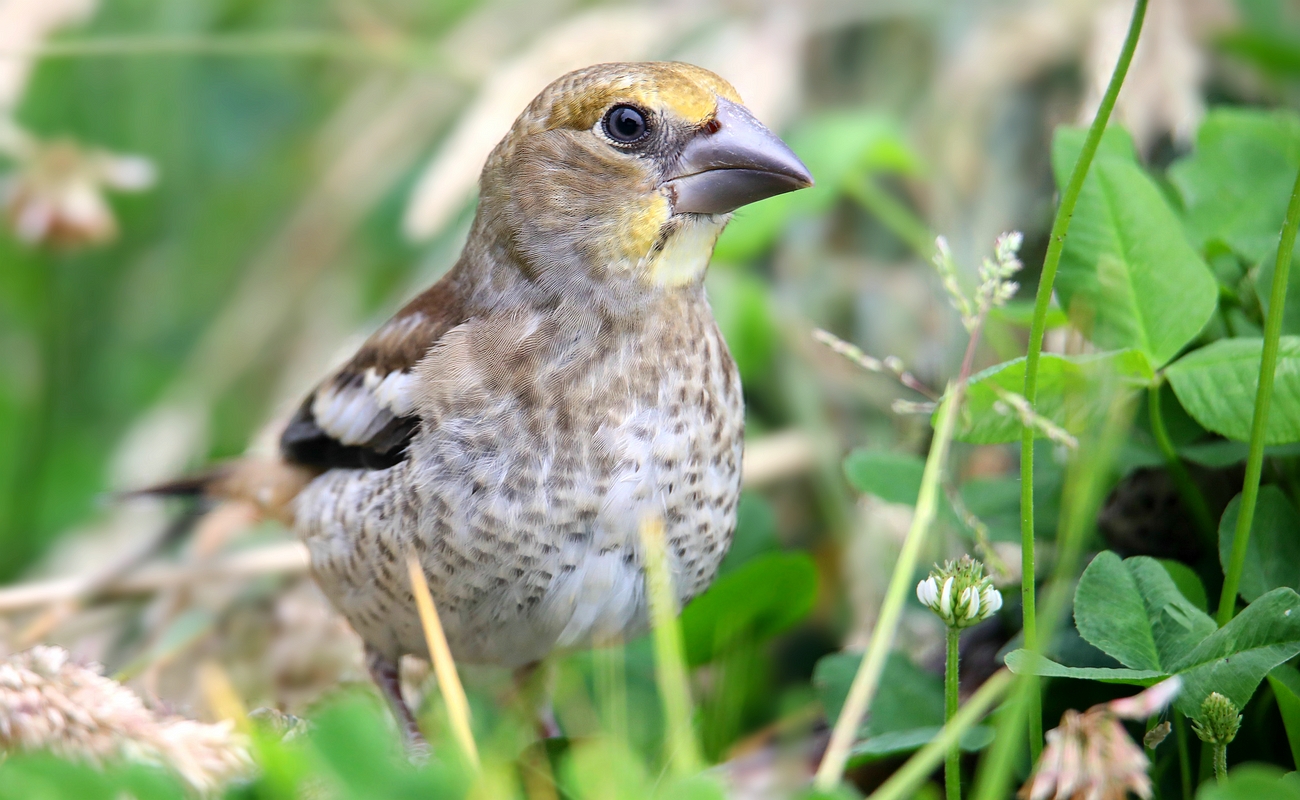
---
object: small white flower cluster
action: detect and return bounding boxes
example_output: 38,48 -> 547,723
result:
990,386 -> 1080,450
916,555 -> 1003,628
933,232 -> 1024,333
977,231 -> 1023,317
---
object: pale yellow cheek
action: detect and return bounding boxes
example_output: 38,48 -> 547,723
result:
642,215 -> 727,288
604,194 -> 671,272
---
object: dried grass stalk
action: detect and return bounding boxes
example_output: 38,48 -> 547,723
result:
405,552 -> 478,768
0,645 -> 252,793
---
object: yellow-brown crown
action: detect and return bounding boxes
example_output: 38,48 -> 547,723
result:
530,62 -> 742,132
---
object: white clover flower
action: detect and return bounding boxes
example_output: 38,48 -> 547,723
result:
917,556 -> 1003,628
1021,679 -> 1180,800
981,584 -> 1003,615
917,576 -> 940,607
0,130 -> 155,249
1021,708 -> 1151,800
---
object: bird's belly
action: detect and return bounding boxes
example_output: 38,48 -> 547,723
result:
295,398 -> 742,668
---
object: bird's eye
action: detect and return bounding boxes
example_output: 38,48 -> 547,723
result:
603,105 -> 649,144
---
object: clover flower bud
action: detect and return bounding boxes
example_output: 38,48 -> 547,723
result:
1192,692 -> 1241,747
917,555 -> 1002,628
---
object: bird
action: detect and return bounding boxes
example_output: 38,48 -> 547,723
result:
188,61 -> 812,741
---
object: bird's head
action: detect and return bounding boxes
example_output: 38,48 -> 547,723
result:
473,62 -> 812,309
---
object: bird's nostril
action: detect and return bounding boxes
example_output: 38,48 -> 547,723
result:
701,117 -> 722,135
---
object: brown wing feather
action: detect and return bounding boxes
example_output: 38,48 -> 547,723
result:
280,277 -> 467,471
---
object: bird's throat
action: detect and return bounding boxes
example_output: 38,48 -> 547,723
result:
640,215 -> 727,288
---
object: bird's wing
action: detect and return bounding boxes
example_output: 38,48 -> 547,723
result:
280,278 -> 466,471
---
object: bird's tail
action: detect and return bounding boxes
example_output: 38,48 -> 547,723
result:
128,459 -> 316,525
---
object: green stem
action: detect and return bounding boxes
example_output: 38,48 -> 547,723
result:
1148,383 -> 1216,545
1217,165 -> 1300,625
813,386 -> 961,790
1214,743 -> 1228,783
867,671 -> 1013,800
946,627 -> 961,800
1018,0 -> 1149,758
975,392 -> 1138,800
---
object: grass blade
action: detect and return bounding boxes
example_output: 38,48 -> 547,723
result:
814,384 -> 960,790
639,515 -> 705,776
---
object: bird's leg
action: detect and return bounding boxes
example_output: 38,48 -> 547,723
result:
513,660 -> 562,740
366,645 -> 427,752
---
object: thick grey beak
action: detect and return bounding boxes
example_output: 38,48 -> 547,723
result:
664,97 -> 813,215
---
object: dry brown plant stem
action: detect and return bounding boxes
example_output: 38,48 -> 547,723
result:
405,551 -> 479,769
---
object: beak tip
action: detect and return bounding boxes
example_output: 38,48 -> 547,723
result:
666,98 -> 815,214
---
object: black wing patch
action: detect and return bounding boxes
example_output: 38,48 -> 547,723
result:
277,278 -> 467,474
280,394 -> 418,471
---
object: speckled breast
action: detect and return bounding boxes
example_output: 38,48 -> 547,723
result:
294,292 -> 743,668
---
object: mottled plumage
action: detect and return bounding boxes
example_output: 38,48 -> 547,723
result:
227,62 -> 809,735
297,291 -> 742,667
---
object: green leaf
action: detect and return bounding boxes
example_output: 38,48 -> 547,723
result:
1015,587 -> 1300,718
1074,553 -> 1161,670
846,726 -> 995,766
1003,649 -> 1164,685
1073,552 -> 1216,671
1196,765 -> 1300,800
680,552 -> 817,666
843,449 -> 925,505
1166,336 -> 1300,445
1159,559 -> 1209,612
1218,486 -> 1300,602
1052,127 -> 1218,366
813,651 -> 944,731
1169,108 -> 1300,262
714,112 -> 921,262
1267,664 -> 1300,773
718,492 -> 779,574
953,350 -> 1154,444
1170,587 -> 1300,716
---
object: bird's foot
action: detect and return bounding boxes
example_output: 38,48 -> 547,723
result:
513,660 -> 564,740
366,645 -> 429,757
